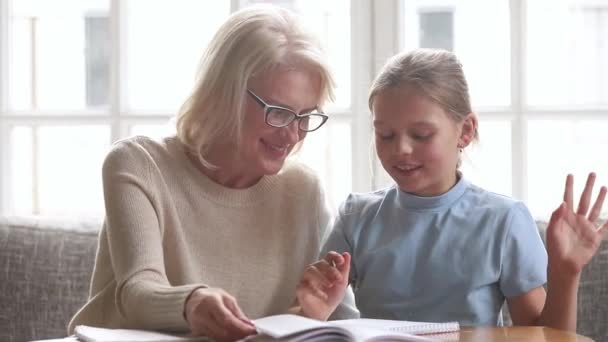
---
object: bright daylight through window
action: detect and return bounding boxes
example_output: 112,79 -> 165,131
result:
0,0 -> 606,221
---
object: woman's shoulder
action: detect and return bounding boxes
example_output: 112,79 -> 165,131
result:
107,135 -> 174,154
102,135 -> 177,173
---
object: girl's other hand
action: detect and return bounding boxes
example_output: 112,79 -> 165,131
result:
295,251 -> 351,320
546,173 -> 608,277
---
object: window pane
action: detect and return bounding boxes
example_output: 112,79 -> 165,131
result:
129,121 -> 176,139
460,119 -> 512,196
527,0 -> 608,107
528,119 -> 608,219
126,0 -> 230,112
294,118 -> 352,212
419,10 -> 454,51
9,0 -> 110,111
9,127 -> 34,215
402,0 -> 511,107
243,0 -> 351,109
9,125 -> 110,218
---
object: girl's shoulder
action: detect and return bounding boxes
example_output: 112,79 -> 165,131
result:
465,182 -> 534,224
338,185 -> 397,216
467,182 -> 526,210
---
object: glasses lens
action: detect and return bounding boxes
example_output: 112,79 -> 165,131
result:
299,114 -> 326,132
266,108 -> 295,127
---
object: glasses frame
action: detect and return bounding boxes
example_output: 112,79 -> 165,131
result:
247,89 -> 329,132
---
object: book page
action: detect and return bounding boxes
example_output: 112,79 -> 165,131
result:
333,318 -> 460,335
252,315 -> 438,342
253,315 -> 339,339
74,325 -> 208,342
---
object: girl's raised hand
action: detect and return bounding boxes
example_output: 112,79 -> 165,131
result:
295,251 -> 350,321
546,173 -> 608,276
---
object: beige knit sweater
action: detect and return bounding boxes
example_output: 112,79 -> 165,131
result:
68,135 -> 334,334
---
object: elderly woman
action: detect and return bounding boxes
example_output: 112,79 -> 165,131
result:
69,5 -> 355,341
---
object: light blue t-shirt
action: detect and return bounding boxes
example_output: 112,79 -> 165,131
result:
322,176 -> 547,326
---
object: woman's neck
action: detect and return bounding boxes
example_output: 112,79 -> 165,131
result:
187,151 -> 262,189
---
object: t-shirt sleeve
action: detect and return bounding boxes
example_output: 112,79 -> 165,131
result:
320,197 -> 360,319
320,200 -> 355,275
316,182 -> 334,250
499,202 -> 548,298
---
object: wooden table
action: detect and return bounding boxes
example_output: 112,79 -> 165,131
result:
429,326 -> 593,341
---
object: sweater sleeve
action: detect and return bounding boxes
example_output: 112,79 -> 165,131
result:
102,140 -> 205,331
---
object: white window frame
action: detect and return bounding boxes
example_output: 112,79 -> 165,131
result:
0,0 -> 379,215
4,0 -> 603,216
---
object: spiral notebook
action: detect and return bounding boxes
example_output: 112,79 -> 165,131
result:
247,314 -> 459,342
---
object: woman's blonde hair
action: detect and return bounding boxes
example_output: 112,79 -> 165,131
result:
176,5 -> 335,168
368,48 -> 478,140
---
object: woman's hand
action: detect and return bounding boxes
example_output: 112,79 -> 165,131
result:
295,251 -> 351,321
546,173 -> 608,277
184,287 -> 256,341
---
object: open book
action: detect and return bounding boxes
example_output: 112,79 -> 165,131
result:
245,314 -> 459,342
74,325 -> 208,342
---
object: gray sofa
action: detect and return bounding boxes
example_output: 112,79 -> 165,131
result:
0,216 -> 606,342
0,216 -> 100,342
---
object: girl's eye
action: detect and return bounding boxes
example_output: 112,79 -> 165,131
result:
413,133 -> 433,141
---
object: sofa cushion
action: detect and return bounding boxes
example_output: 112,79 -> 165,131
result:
0,216 -> 101,342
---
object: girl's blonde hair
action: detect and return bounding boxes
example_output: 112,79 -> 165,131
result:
368,48 -> 478,140
176,5 -> 335,168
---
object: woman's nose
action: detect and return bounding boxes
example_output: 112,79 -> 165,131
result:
280,120 -> 301,143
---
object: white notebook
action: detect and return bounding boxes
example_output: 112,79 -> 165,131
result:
74,325 -> 208,342
247,314 -> 459,342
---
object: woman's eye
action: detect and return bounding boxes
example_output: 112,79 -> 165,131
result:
376,132 -> 394,140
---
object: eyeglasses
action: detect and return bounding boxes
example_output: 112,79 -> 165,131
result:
247,89 -> 328,132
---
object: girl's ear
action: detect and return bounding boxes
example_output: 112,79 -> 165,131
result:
458,113 -> 478,148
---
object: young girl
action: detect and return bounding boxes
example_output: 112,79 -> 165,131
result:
293,48 -> 608,331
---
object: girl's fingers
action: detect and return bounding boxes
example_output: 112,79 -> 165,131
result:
564,174 -> 574,212
548,202 -> 566,233
304,264 -> 335,288
339,252 -> 351,278
298,278 -> 329,300
324,251 -> 344,266
588,186 -> 607,223
577,173 -> 596,216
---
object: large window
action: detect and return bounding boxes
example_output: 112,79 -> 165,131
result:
1,0 -> 606,221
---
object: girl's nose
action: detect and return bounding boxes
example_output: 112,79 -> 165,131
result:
395,136 -> 413,155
